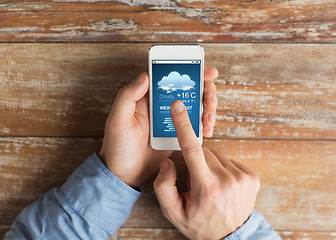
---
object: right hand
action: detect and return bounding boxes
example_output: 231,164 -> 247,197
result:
153,100 -> 260,240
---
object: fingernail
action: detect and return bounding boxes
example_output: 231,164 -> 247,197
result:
135,72 -> 146,83
211,94 -> 217,105
173,100 -> 184,113
161,160 -> 169,171
209,112 -> 216,125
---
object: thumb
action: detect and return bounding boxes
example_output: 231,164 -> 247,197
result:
110,72 -> 149,124
154,159 -> 185,224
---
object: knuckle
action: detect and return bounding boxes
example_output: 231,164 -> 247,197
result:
178,120 -> 192,128
225,176 -> 239,190
251,173 -> 261,190
153,178 -> 165,191
153,179 -> 159,190
118,86 -> 127,95
118,85 -> 132,97
235,171 -> 247,182
184,144 -> 203,157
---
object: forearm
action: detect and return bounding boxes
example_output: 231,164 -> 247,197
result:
224,210 -> 282,240
5,153 -> 140,240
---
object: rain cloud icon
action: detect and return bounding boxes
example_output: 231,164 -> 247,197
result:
158,71 -> 195,93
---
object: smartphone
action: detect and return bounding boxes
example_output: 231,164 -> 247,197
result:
149,45 -> 204,150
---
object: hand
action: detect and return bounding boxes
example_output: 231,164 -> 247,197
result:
153,100 -> 260,239
99,66 -> 218,188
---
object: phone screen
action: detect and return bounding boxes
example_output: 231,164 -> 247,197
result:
152,60 -> 201,137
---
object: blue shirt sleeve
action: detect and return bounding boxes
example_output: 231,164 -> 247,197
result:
5,153 -> 141,240
6,153 -> 281,240
223,209 -> 282,240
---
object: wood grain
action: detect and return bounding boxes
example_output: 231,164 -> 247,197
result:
119,228 -> 336,240
0,137 -> 102,225
0,225 -> 118,240
1,1 -> 335,238
1,1 -> 336,42
1,137 -> 335,232
279,231 -> 336,240
208,44 -> 336,139
124,139 -> 336,232
2,225 -> 335,240
1,43 -> 335,139
119,228 -> 186,240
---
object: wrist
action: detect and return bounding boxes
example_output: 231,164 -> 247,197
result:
222,211 -> 256,240
97,151 -> 140,189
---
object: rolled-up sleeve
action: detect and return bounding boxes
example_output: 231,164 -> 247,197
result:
5,153 -> 141,240
224,210 -> 282,240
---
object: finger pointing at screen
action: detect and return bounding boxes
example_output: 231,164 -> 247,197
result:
153,100 -> 261,240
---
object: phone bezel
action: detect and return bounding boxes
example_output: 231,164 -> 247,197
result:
149,45 -> 204,150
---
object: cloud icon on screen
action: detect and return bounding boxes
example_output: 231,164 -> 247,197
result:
158,71 -> 195,93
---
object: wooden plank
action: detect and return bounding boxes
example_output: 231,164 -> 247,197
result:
205,140 -> 336,232
118,228 -> 336,240
0,225 -> 118,239
1,43 -> 335,139
0,137 -> 335,232
0,137 -> 102,225
279,231 -> 336,240
0,43 -> 144,137
2,225 -> 336,240
1,1 -> 336,42
124,139 -> 336,231
119,228 -> 186,240
207,44 -> 336,139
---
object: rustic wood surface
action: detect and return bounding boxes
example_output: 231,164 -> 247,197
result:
0,137 -> 102,226
2,226 -> 336,240
0,138 -> 335,235
1,44 -> 335,139
279,231 -> 336,240
1,1 -> 336,43
118,228 -> 336,240
125,139 -> 336,232
1,43 -> 336,238
1,1 -> 336,239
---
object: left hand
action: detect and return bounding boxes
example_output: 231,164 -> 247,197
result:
99,65 -> 218,187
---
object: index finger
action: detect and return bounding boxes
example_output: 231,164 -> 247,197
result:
171,100 -> 210,179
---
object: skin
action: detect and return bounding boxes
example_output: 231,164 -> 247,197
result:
99,65 -> 219,187
153,100 -> 261,240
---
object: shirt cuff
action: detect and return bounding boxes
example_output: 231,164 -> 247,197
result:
60,153 -> 141,231
223,209 -> 281,240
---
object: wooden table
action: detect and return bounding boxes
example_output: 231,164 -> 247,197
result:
1,1 -> 336,239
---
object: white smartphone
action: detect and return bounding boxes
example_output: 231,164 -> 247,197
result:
149,45 -> 204,150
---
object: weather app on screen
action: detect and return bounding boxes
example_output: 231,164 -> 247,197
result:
152,60 -> 201,137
